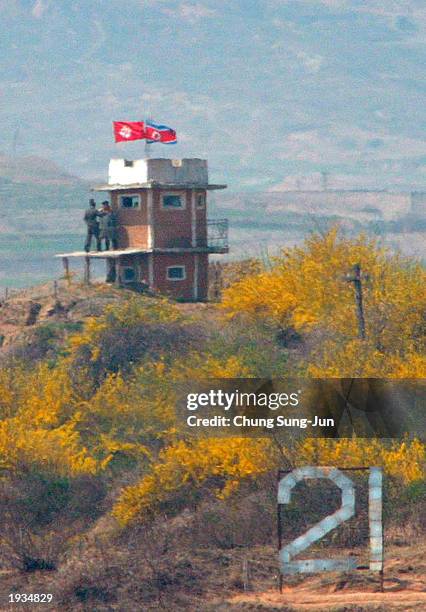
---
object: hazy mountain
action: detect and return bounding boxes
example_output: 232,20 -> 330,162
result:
0,154 -> 79,186
0,1 -> 425,191
0,154 -> 91,287
210,189 -> 426,261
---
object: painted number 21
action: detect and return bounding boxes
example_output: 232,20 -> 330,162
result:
277,466 -> 383,574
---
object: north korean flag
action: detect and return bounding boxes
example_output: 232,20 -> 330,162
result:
145,121 -> 177,144
113,121 -> 146,143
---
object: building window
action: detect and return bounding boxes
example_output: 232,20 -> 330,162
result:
120,194 -> 140,208
162,193 -> 184,209
122,266 -> 136,282
166,265 -> 186,281
197,193 -> 205,208
124,159 -> 134,167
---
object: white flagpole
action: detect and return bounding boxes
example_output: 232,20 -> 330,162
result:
144,115 -> 152,159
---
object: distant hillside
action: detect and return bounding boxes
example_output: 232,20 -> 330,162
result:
210,189 -> 426,261
0,154 -> 79,186
0,154 -> 424,288
0,154 -> 91,287
0,153 -> 90,230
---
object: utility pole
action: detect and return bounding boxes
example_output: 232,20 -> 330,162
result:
345,263 -> 367,339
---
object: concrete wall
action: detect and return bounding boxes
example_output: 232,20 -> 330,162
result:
108,158 -> 208,186
109,159 -> 149,185
117,252 -> 208,301
110,189 -> 149,249
146,158 -> 208,185
152,188 -> 193,248
110,187 -> 208,251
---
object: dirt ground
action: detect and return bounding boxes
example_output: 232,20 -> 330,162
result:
0,499 -> 423,611
224,585 -> 426,611
207,543 -> 426,612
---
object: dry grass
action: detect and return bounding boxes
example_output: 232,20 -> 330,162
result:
0,496 -> 422,612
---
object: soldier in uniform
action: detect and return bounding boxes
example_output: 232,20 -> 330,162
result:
99,201 -> 118,251
84,199 -> 101,252
108,206 -> 118,250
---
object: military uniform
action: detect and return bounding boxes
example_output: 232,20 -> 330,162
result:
99,210 -> 118,250
84,207 -> 101,252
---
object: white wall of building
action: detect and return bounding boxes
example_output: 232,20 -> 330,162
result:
108,158 -> 208,186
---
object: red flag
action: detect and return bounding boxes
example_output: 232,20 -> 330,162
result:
113,121 -> 146,143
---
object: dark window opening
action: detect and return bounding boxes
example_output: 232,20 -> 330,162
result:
124,160 -> 134,167
120,195 -> 140,208
123,267 -> 136,282
167,266 -> 185,280
163,194 -> 183,208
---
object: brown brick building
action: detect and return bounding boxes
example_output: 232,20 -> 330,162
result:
57,158 -> 228,301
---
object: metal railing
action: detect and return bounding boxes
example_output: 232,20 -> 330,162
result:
127,219 -> 229,251
204,218 -> 229,251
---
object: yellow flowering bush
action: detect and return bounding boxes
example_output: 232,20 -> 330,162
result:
221,229 -> 425,377
297,438 -> 425,483
0,254 -> 422,541
308,340 -> 426,378
68,294 -> 182,362
0,419 -> 98,477
112,437 -> 275,526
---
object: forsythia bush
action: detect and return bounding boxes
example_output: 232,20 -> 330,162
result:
297,438 -> 425,483
307,340 -> 426,377
221,228 -> 426,377
113,435 -> 425,526
68,295 -> 182,363
0,361 -> 99,477
169,354 -> 253,379
0,419 -> 98,476
112,437 -> 275,526
75,363 -> 179,464
0,258 -> 423,539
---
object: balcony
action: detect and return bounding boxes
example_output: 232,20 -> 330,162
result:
138,218 -> 229,252
203,218 -> 229,253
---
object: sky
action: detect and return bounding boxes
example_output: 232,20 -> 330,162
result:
0,0 -> 425,191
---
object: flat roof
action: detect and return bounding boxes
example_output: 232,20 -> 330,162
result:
92,182 -> 227,192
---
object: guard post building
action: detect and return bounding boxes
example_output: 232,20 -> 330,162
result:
57,158 -> 228,301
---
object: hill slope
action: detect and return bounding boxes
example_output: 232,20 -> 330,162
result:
0,154 -> 90,287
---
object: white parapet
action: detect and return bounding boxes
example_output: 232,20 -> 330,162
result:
109,159 -> 149,185
108,158 -> 208,186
